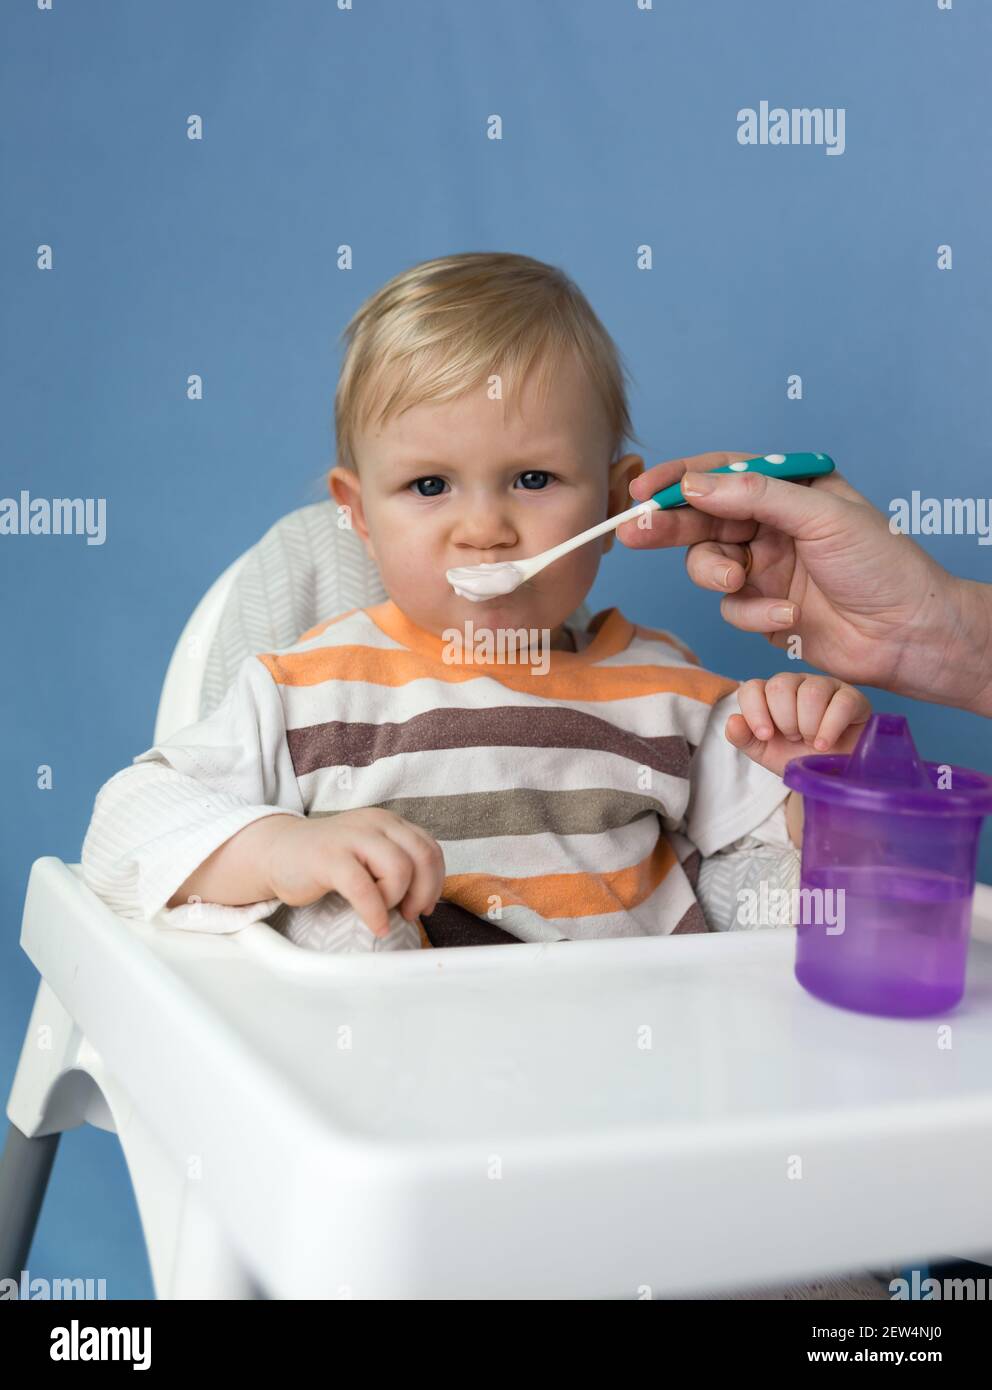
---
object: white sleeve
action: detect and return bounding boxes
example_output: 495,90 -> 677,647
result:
685,689 -> 792,856
131,654 -> 304,808
695,800 -> 802,932
80,655 -> 305,932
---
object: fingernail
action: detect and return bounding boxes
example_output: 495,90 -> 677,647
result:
722,565 -> 734,588
814,737 -> 828,750
681,472 -> 716,497
770,605 -> 795,623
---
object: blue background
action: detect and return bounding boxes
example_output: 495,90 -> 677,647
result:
2,0 -> 989,1299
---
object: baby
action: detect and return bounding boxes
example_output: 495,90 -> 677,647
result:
81,251 -> 871,951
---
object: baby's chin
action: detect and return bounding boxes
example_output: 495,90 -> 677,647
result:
382,590 -> 569,639
441,590 -> 571,632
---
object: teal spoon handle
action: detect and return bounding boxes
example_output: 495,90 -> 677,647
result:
651,452 -> 835,510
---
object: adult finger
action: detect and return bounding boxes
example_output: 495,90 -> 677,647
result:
629,451 -> 759,503
616,508 -> 757,551
719,585 -> 801,633
684,539 -> 758,593
678,467 -> 856,543
619,451 -> 760,551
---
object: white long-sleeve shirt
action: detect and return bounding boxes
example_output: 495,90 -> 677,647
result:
81,601 -> 801,951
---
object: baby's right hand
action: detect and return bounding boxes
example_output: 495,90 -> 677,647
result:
265,809 -> 445,937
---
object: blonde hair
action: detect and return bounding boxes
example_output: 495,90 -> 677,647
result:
333,251 -> 638,471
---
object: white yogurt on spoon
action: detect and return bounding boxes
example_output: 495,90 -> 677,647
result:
446,561 -> 526,601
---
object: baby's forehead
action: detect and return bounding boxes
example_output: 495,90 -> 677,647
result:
358,371 -> 611,467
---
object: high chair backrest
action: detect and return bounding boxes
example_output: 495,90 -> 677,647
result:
153,500 -> 593,744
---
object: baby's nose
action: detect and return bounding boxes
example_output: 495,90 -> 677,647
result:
451,508 -> 518,551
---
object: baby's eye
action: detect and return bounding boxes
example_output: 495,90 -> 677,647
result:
410,476 -> 447,497
516,470 -> 554,490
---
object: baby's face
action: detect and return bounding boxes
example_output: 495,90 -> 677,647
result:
331,352 -> 640,643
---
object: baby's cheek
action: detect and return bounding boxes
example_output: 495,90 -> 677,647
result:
560,541 -> 601,588
378,552 -> 434,600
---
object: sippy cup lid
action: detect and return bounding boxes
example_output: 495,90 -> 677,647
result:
783,713 -> 992,817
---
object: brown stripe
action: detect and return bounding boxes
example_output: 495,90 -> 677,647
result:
424,893 -> 709,941
287,705 -> 691,780
320,788 -> 660,841
420,900 -> 521,948
680,849 -> 702,890
671,901 -> 709,934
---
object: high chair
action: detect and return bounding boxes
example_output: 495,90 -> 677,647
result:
2,500 -> 992,1300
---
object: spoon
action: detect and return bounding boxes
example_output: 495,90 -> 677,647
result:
446,452 -> 835,601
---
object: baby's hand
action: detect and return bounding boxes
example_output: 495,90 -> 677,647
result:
725,673 -> 871,778
265,808 -> 446,938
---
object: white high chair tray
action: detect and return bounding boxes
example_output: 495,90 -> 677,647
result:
16,862 -> 992,1299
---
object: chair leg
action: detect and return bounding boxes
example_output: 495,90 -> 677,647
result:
5,979 -> 263,1298
0,1120 -> 61,1282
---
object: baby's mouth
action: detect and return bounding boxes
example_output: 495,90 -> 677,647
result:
446,559 -> 526,601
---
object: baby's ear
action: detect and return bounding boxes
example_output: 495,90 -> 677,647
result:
608,452 -> 644,500
327,464 -> 356,508
603,453 -> 645,552
328,465 -> 372,545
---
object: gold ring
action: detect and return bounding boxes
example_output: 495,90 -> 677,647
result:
740,542 -> 754,579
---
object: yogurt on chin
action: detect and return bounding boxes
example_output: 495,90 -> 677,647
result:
446,561 -> 524,602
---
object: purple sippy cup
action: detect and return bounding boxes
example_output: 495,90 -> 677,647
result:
783,713 -> 992,1018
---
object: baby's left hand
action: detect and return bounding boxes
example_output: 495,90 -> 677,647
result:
725,673 -> 871,778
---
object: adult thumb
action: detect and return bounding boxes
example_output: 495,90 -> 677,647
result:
679,468 -> 855,541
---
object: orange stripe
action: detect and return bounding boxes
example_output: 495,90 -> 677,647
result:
256,645 -> 737,705
442,835 -> 678,920
366,600 -> 636,665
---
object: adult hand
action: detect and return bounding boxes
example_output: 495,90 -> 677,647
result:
617,452 -> 992,716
